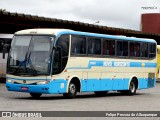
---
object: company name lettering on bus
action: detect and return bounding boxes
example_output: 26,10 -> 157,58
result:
114,62 -> 130,67
103,61 -> 112,67
103,61 -> 130,67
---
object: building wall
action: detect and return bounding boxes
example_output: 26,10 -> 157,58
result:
141,13 -> 160,34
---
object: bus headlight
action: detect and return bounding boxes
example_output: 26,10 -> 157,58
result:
7,79 -> 12,83
37,81 -> 49,85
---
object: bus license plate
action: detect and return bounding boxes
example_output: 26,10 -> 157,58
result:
21,87 -> 28,91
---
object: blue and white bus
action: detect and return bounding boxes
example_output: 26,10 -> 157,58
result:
5,29 -> 157,98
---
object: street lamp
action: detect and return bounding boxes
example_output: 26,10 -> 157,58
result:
93,21 -> 100,25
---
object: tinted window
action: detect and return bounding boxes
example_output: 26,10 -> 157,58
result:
141,43 -> 148,58
130,42 -> 140,57
56,35 -> 69,57
116,41 -> 128,56
103,39 -> 115,56
88,38 -> 101,55
149,43 -> 156,58
71,36 -> 86,54
53,35 -> 69,74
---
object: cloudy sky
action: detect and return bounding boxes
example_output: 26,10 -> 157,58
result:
0,0 -> 159,30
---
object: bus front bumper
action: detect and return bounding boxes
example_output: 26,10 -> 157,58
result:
6,80 -> 68,94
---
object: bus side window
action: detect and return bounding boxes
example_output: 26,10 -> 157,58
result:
130,42 -> 140,57
123,41 -> 128,56
53,35 -> 69,74
71,36 -> 86,55
117,41 -> 123,56
109,40 -> 115,55
135,43 -> 140,57
103,39 -> 109,55
149,43 -> 156,58
130,43 -> 134,57
141,43 -> 148,58
88,38 -> 101,55
103,39 -> 115,56
117,41 -> 128,57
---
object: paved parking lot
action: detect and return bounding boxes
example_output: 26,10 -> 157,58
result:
0,82 -> 160,119
0,82 -> 160,111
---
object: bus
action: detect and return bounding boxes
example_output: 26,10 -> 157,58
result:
5,29 -> 157,98
0,34 -> 13,80
156,45 -> 160,81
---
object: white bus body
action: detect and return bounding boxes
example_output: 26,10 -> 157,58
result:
6,29 -> 157,98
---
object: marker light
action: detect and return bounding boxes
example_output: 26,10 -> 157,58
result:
7,79 -> 12,83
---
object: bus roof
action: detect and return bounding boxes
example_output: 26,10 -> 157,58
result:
15,28 -> 156,43
0,34 -> 13,38
15,29 -> 73,36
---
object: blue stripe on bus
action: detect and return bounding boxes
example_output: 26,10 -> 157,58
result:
6,77 -> 156,94
6,79 -> 68,94
80,77 -> 156,92
67,60 -> 156,70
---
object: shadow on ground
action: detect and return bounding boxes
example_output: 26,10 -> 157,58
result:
11,92 -> 147,101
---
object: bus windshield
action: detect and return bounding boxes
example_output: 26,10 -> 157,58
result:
7,35 -> 54,76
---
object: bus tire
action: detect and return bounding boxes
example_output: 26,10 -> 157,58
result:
121,79 -> 137,95
30,93 -> 42,98
128,80 -> 137,95
94,91 -> 108,96
63,82 -> 77,99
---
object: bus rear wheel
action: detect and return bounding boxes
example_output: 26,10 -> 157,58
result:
121,80 -> 137,95
63,82 -> 77,99
94,91 -> 108,96
128,80 -> 137,95
30,93 -> 42,98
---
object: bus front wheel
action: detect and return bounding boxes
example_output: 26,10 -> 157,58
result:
63,82 -> 77,99
30,93 -> 42,98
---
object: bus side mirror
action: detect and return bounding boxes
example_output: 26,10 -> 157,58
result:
2,44 -> 10,59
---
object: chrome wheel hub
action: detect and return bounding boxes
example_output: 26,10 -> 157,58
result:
130,82 -> 135,93
69,84 -> 76,94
